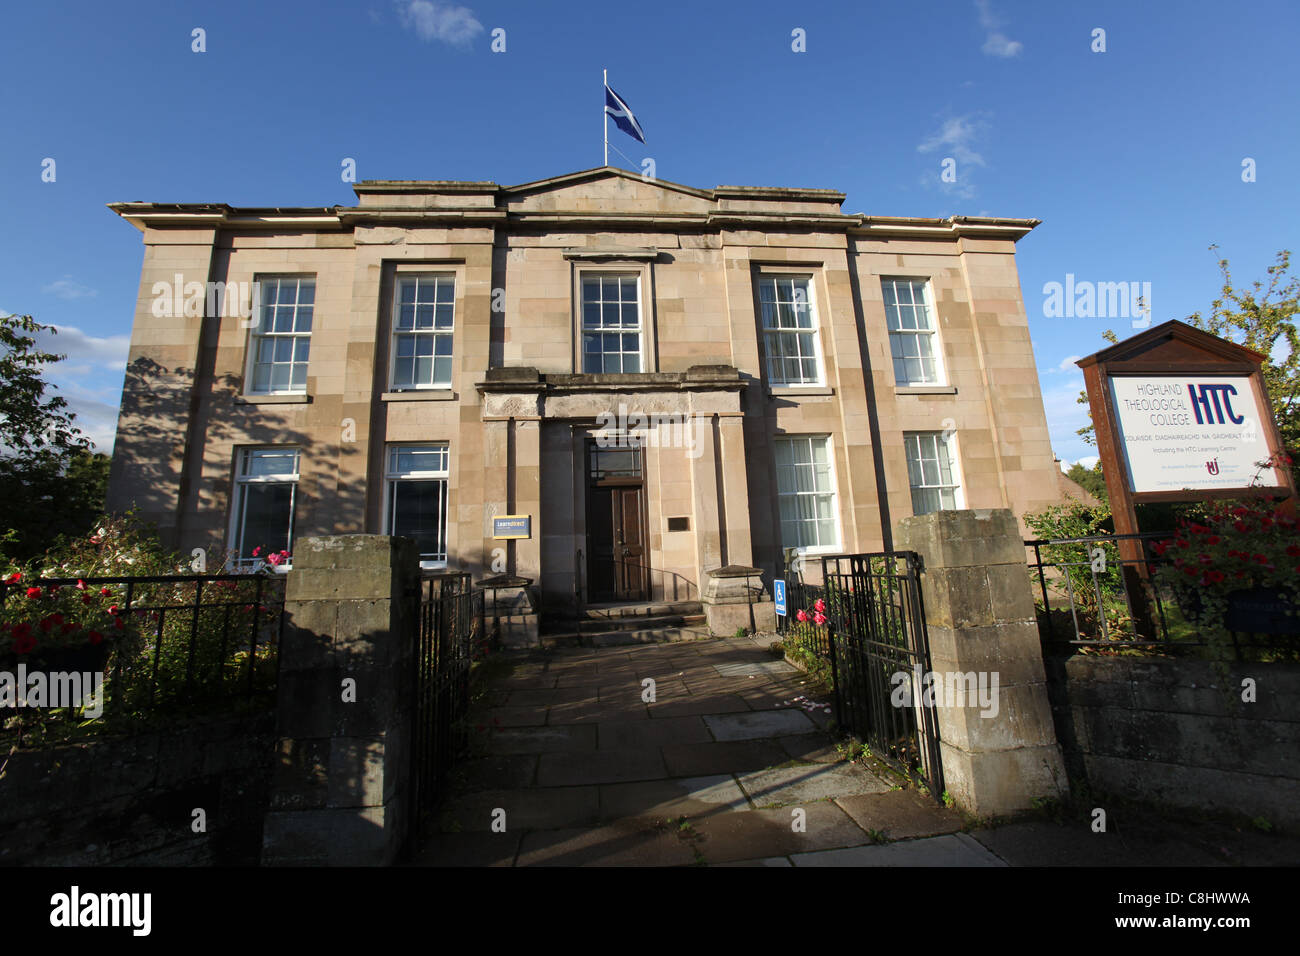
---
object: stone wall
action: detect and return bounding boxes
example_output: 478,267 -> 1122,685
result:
1046,655 -> 1300,830
0,712 -> 275,865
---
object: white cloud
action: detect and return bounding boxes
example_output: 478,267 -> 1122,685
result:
975,0 -> 1023,58
33,324 -> 130,370
1059,455 -> 1100,473
1055,354 -> 1082,373
42,276 -> 99,300
917,114 -> 990,199
395,0 -> 484,46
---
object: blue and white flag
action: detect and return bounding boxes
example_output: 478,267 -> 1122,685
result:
604,84 -> 646,144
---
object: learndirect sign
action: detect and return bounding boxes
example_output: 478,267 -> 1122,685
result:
492,515 -> 531,539
1109,375 -> 1275,493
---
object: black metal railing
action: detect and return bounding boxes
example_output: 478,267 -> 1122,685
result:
1,572 -> 285,745
775,574 -> 828,653
820,552 -> 944,799
410,572 -> 480,832
1026,532 -> 1299,661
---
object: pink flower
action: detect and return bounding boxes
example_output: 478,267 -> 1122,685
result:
75,579 -> 87,591
267,552 -> 283,567
796,610 -> 808,623
252,546 -> 262,557
813,612 -> 827,626
813,598 -> 826,614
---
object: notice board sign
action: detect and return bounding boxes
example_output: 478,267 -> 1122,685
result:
1108,374 -> 1279,493
492,515 -> 531,539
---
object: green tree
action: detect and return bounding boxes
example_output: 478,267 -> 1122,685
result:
1065,460 -> 1107,502
1077,247 -> 1300,450
0,313 -> 98,559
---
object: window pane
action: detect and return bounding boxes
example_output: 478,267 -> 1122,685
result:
239,483 -> 294,559
391,480 -> 447,561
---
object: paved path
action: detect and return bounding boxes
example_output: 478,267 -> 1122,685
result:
413,635 -> 973,866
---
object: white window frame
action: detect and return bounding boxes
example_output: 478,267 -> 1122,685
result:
390,274 -> 456,391
384,443 -> 450,568
772,434 -> 841,554
882,277 -> 946,386
904,431 -> 964,515
229,447 -> 300,572
245,275 -> 315,395
578,271 -> 644,374
758,274 -> 825,388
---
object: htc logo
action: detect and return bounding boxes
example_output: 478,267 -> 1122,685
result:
1187,383 -> 1245,426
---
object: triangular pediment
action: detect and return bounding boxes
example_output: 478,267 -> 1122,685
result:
502,166 -> 717,215
1077,319 -> 1266,370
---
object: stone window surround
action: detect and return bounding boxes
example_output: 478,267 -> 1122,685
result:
227,446 -> 300,573
903,429 -> 965,514
383,259 -> 467,397
772,433 -> 842,556
383,442 -> 451,568
751,261 -> 833,396
566,252 -> 658,375
873,271 -> 949,388
242,273 -> 316,398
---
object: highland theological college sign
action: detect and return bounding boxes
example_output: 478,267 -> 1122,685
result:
1108,374 -> 1274,493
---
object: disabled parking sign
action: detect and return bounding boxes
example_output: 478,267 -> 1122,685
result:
774,579 -> 787,617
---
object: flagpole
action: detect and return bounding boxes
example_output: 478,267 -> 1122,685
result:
603,68 -> 608,167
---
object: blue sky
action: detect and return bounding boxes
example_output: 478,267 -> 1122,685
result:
2,0 -> 1297,463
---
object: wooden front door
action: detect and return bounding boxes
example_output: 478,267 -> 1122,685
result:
586,440 -> 648,603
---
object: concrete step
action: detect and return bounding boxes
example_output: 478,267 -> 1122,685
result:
579,601 -> 703,620
540,624 -> 713,649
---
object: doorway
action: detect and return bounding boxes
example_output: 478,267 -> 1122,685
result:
585,437 -> 648,603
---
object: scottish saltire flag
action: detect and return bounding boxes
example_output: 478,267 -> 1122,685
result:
604,84 -> 646,144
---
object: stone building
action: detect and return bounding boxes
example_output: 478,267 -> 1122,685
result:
106,166 -> 1062,623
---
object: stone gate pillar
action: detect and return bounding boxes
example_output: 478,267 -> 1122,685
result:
262,534 -> 418,865
895,508 -> 1068,816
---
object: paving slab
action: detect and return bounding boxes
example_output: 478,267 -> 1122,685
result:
688,802 -> 871,864
598,716 -> 712,750
661,739 -> 789,776
483,706 -> 548,728
791,832 -> 1008,867
737,762 -> 892,807
488,725 -> 597,755
704,710 -> 817,741
735,679 -> 825,711
779,733 -> 842,763
505,688 -> 576,707
598,775 -> 750,820
714,660 -> 801,678
547,699 -> 650,724
613,678 -> 691,701
440,786 -> 600,831
450,754 -> 538,791
646,694 -> 751,718
414,831 -> 521,867
537,748 -> 668,786
835,789 -> 965,840
515,823 -> 698,867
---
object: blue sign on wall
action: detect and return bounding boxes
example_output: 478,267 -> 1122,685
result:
773,579 -> 787,617
492,515 -> 531,539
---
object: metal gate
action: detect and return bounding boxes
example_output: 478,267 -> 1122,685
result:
410,572 -> 476,833
820,552 -> 944,799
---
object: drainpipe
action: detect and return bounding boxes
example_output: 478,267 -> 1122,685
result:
846,234 -> 894,552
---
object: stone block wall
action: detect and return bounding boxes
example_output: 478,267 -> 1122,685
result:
0,712 -> 275,865
1046,655 -> 1300,830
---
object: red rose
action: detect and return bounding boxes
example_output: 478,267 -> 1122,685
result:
88,631 -> 104,644
1175,539 -> 1190,549
1233,521 -> 1249,533
1207,536 -> 1220,545
113,617 -> 126,630
25,587 -> 42,599
1287,545 -> 1300,558
100,587 -> 111,597
5,572 -> 20,584
1153,541 -> 1169,556
59,622 -> 78,635
1205,570 -> 1225,584
12,633 -> 36,654
108,605 -> 120,615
